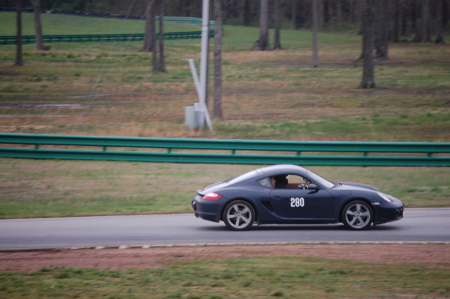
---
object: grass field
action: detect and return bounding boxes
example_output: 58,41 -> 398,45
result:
0,13 -> 449,218
0,159 -> 448,218
1,256 -> 449,298
0,13 -> 449,141
0,12 -> 199,35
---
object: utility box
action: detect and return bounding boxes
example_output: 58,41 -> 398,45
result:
185,104 -> 205,131
185,106 -> 197,130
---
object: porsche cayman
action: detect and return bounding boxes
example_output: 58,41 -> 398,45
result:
192,164 -> 404,230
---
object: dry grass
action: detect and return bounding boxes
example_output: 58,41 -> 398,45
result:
0,25 -> 449,141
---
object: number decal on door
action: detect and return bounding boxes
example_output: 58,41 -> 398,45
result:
290,197 -> 305,208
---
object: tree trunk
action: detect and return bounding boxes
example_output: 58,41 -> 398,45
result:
213,0 -> 223,120
331,0 -> 338,23
420,0 -> 431,42
349,0 -> 358,23
142,0 -> 155,52
253,0 -> 269,51
31,0 -> 46,50
435,0 -> 444,44
391,0 -> 400,42
151,1 -> 158,72
158,0 -> 166,72
414,0 -> 431,42
323,0 -> 330,26
375,0 -> 389,58
312,0 -> 319,67
273,0 -> 282,49
15,0 -> 23,66
242,0 -> 251,26
401,0 -> 408,36
411,0 -> 417,31
291,0 -> 298,29
443,0 -> 448,27
360,0 -> 376,89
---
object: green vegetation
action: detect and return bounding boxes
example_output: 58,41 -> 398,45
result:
0,257 -> 449,298
0,15 -> 448,299
0,12 -> 199,35
0,159 -> 448,219
0,14 -> 449,217
0,15 -> 448,140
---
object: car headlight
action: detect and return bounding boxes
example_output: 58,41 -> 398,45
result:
377,192 -> 392,202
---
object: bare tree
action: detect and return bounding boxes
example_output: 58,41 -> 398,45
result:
158,0 -> 166,72
400,0 -> 408,36
312,0 -> 319,67
253,0 -> 269,51
435,0 -> 445,44
213,0 -> 223,120
15,0 -> 23,66
360,0 -> 376,89
292,0 -> 298,29
375,0 -> 389,58
323,0 -> 330,27
273,0 -> 282,49
142,0 -> 156,52
31,0 -> 48,50
414,0 -> 431,42
242,0 -> 251,26
391,0 -> 400,42
151,1 -> 158,72
411,0 -> 418,32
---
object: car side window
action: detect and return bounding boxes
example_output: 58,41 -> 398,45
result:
272,174 -> 312,189
288,175 -> 313,188
257,177 -> 272,188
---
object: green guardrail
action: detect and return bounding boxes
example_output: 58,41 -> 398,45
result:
0,16 -> 215,45
0,30 -> 214,45
0,133 -> 449,166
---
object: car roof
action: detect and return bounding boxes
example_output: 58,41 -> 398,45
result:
258,164 -> 309,176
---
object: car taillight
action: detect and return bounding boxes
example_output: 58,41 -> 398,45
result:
202,192 -> 222,200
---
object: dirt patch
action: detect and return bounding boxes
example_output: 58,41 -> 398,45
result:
0,71 -> 22,76
1,244 -> 448,272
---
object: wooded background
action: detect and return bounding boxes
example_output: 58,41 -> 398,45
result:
1,0 -> 448,36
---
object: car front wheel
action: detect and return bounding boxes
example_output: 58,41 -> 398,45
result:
223,200 -> 255,231
342,200 -> 373,230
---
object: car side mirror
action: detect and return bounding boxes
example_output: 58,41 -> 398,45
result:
308,184 -> 319,190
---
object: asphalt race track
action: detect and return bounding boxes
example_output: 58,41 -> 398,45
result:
0,208 -> 449,251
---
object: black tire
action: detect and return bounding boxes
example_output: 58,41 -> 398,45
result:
341,200 -> 373,230
222,200 -> 255,231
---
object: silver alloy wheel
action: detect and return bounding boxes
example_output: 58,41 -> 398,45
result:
223,200 -> 255,230
342,201 -> 373,230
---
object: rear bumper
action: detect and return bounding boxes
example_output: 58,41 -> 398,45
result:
192,195 -> 221,223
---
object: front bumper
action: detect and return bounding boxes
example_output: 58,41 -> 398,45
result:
374,204 -> 404,225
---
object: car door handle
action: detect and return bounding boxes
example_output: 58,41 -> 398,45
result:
272,196 -> 282,200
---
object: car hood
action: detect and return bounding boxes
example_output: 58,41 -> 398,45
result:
335,182 -> 380,192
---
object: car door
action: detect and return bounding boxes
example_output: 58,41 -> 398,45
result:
269,175 -> 333,221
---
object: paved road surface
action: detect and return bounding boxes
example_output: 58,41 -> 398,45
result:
0,208 -> 449,250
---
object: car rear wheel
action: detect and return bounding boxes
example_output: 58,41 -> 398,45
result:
223,200 -> 255,231
342,200 -> 373,230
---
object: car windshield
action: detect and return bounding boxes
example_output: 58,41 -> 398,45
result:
307,170 -> 335,189
228,170 -> 259,185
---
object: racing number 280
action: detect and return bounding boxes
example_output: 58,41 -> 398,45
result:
290,197 -> 305,207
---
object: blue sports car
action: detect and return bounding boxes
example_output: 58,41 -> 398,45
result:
192,165 -> 404,230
